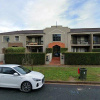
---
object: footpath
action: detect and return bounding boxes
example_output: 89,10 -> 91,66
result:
45,81 -> 100,86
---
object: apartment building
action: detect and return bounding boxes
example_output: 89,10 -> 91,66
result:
0,25 -> 100,57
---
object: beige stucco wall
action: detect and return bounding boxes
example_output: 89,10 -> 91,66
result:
67,33 -> 71,52
43,26 -> 70,52
0,34 -> 26,53
0,26 -> 100,54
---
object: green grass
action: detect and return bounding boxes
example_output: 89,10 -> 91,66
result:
24,66 -> 100,82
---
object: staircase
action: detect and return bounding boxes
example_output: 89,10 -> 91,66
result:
49,57 -> 60,65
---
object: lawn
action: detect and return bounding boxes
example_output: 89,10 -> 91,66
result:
24,66 -> 100,82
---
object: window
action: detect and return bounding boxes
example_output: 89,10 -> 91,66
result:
3,36 -> 10,42
94,46 -> 100,48
15,36 -> 19,41
53,34 -> 61,41
0,67 -> 2,73
14,66 -> 31,74
2,67 -> 16,74
12,46 -> 18,47
93,36 -> 100,44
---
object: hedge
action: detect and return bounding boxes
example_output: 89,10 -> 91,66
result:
46,48 -> 68,53
5,53 -> 45,65
5,47 -> 25,53
92,49 -> 100,52
60,48 -> 68,53
64,52 -> 100,65
46,48 -> 53,53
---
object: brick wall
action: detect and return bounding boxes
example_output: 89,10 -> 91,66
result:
8,43 -> 23,47
48,42 -> 65,48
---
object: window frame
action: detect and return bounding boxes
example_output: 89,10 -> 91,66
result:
14,36 -> 20,42
53,34 -> 61,41
2,36 -> 10,42
2,67 -> 17,75
0,67 -> 2,73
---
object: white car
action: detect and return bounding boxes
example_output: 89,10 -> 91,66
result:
0,64 -> 44,92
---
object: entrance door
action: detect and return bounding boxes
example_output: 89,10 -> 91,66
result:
53,45 -> 60,57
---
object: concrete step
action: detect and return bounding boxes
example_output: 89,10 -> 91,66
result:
49,57 -> 60,65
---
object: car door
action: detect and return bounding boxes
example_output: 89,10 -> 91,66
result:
0,67 -> 22,88
0,67 -> 3,86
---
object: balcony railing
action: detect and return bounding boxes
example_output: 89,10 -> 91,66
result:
71,40 -> 90,45
26,41 -> 43,45
93,41 -> 100,44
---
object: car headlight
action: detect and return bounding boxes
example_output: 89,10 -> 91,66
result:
33,78 -> 41,81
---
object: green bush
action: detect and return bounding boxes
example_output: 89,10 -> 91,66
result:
5,54 -> 25,64
60,48 -> 68,53
92,49 -> 100,52
5,47 -> 25,53
64,52 -> 100,65
30,53 -> 45,65
5,53 -> 45,65
46,48 -> 53,53
46,48 -> 68,53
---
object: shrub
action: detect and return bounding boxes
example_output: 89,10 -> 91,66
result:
92,49 -> 100,52
5,47 -> 25,53
5,54 -> 25,64
5,53 -> 45,65
64,52 -> 100,65
30,53 -> 45,65
46,48 -> 53,53
60,48 -> 68,53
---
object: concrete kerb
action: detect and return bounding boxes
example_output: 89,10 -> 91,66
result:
45,81 -> 100,85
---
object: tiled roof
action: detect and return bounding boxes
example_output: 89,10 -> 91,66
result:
1,28 -> 100,35
0,30 -> 44,35
70,28 -> 100,33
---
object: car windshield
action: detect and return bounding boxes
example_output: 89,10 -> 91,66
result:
14,66 -> 31,74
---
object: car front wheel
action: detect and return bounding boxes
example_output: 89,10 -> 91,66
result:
20,81 -> 32,92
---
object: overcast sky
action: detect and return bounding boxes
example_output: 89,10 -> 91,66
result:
0,0 -> 100,32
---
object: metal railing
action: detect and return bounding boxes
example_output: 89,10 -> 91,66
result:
26,41 -> 43,45
93,41 -> 100,44
71,40 -> 90,44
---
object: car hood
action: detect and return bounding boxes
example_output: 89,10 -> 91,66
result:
25,71 -> 44,79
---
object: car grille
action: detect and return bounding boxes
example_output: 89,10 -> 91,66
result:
42,77 -> 44,83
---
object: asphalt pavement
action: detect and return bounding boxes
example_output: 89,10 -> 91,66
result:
0,84 -> 100,100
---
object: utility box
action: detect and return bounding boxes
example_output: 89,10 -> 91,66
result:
45,53 -> 52,64
60,54 -> 64,64
79,68 -> 87,80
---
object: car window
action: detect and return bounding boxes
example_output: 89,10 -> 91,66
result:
0,67 -> 2,73
14,66 -> 31,74
2,67 -> 16,74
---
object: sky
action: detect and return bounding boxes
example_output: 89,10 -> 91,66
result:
0,0 -> 100,32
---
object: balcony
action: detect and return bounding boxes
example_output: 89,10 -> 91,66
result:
93,41 -> 100,47
93,35 -> 100,45
93,41 -> 100,44
71,40 -> 90,46
26,36 -> 43,46
72,47 -> 90,52
26,41 -> 43,46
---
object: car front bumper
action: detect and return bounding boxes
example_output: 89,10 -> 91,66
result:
32,77 -> 44,90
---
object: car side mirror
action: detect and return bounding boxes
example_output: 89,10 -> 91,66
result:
14,73 -> 19,76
